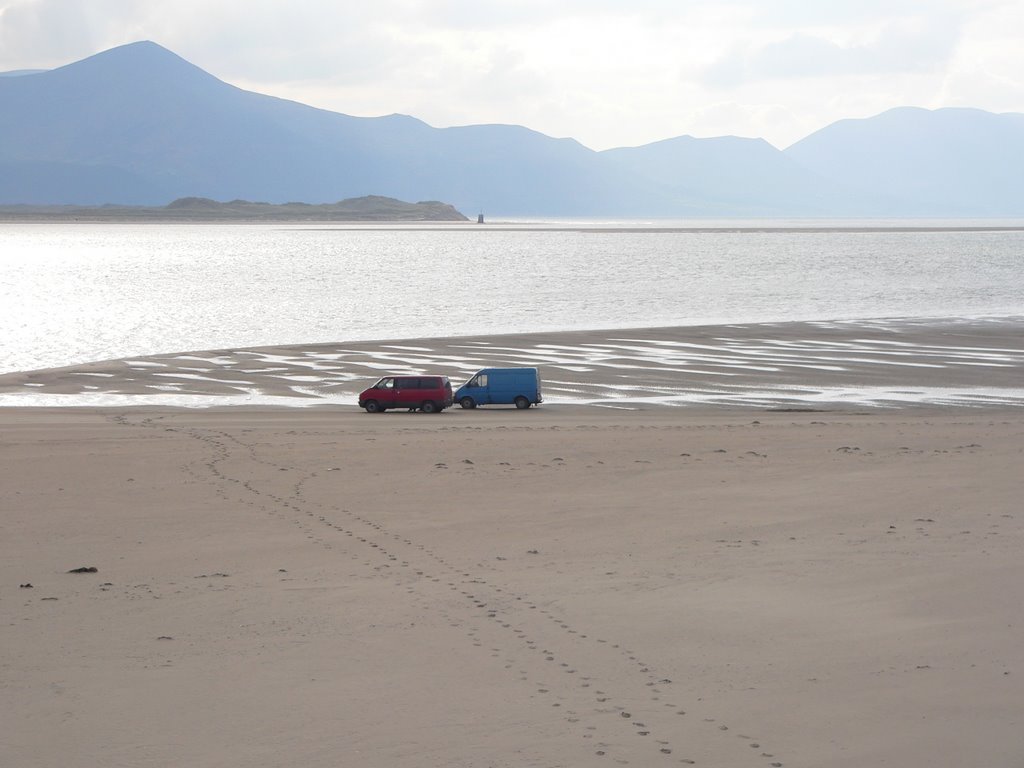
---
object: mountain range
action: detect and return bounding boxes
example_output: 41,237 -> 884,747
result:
1,41 -> 1022,217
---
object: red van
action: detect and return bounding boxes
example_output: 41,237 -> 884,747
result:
358,375 -> 454,413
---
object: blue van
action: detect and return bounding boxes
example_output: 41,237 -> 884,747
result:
455,367 -> 543,409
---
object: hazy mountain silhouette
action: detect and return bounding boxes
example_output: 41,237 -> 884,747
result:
784,107 -> 1024,216
600,135 -> 879,215
1,41 -> 1021,216
0,42 -> 652,213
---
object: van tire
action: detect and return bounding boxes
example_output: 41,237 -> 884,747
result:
514,396 -> 530,409
460,397 -> 477,409
420,400 -> 439,414
364,400 -> 383,413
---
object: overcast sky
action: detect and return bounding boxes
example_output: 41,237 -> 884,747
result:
1,0 -> 1021,150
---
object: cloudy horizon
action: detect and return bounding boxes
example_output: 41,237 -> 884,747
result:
1,0 -> 1021,151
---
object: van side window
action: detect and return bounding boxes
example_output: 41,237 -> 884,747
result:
378,378 -> 394,389
471,374 -> 487,387
395,377 -> 416,389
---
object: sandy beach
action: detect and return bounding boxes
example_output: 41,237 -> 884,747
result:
3,320 -> 1023,767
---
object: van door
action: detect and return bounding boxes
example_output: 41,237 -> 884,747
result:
393,377 -> 419,408
468,372 -> 490,405
371,377 -> 399,410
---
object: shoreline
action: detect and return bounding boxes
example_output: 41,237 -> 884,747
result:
2,316 -> 1024,410
4,216 -> 1024,232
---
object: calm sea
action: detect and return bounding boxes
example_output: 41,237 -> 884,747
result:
3,220 -> 1023,375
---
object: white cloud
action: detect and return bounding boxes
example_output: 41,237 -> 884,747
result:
703,10 -> 965,87
1,0 -> 1020,150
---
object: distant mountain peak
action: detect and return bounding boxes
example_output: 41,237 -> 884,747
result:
45,40 -> 220,89
88,40 -> 182,61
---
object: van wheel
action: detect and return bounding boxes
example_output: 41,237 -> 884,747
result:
460,397 -> 476,409
514,396 -> 530,409
364,400 -> 382,413
420,400 -> 439,414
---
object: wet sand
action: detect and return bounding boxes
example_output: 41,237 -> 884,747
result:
2,320 -> 1023,767
3,317 -> 1024,409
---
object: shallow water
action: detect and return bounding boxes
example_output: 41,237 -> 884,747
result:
4,317 -> 1023,410
3,220 -> 1024,375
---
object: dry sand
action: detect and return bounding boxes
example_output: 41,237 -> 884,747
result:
3,323 -> 1023,767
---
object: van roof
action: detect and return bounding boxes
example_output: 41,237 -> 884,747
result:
376,374 -> 449,381
474,367 -> 538,373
